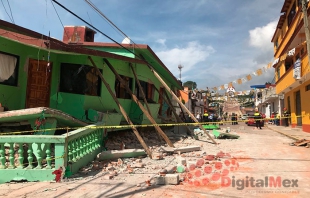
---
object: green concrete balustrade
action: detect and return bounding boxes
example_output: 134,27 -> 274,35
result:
0,124 -> 105,184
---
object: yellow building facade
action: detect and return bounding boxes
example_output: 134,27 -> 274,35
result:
272,0 -> 310,132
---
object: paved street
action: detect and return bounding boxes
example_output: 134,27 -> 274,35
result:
0,122 -> 309,198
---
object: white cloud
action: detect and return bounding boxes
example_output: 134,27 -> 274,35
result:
156,38 -> 166,46
157,41 -> 215,75
249,20 -> 277,49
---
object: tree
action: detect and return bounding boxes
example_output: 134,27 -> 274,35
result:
183,81 -> 197,90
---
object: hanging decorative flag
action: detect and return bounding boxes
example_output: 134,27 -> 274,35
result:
213,87 -> 217,91
228,82 -> 233,87
246,74 -> 252,81
224,84 -> 228,89
252,71 -> 257,76
256,69 -> 263,76
263,66 -> 268,72
241,78 -> 247,83
232,80 -> 237,84
272,58 -> 279,67
287,48 -> 295,56
280,54 -> 287,61
293,58 -> 301,79
220,85 -> 225,90
237,79 -> 242,84
267,63 -> 272,68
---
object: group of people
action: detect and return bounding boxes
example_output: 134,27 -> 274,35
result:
178,107 -> 291,128
269,108 -> 290,127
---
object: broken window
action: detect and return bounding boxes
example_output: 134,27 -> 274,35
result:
115,75 -> 133,99
135,80 -> 155,103
59,63 -> 101,96
0,51 -> 18,86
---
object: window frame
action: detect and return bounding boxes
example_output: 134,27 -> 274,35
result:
59,63 -> 102,96
0,51 -> 19,87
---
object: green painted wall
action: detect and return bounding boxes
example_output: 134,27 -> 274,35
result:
0,36 -> 176,125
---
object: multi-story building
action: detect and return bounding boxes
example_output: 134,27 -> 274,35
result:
272,0 -> 310,131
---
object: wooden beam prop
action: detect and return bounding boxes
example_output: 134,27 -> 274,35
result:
162,89 -> 194,136
129,63 -> 163,142
153,85 -> 193,136
88,56 -> 152,158
129,63 -> 152,114
103,58 -> 174,148
150,69 -> 217,144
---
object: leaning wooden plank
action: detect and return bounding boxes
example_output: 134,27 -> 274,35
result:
129,63 -> 152,114
103,58 -> 174,148
150,69 -> 217,144
88,56 -> 152,158
130,64 -> 162,141
295,140 -> 310,146
163,89 -> 194,136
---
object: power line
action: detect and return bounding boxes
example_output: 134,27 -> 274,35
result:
1,0 -> 13,23
84,0 -> 130,40
51,0 -> 138,60
6,0 -> 14,24
50,0 -> 70,41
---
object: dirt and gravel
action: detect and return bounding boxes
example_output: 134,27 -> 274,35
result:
0,123 -> 309,198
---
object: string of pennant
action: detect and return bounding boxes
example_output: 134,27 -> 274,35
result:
212,41 -> 306,92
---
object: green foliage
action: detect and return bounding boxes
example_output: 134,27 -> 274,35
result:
183,81 -> 197,89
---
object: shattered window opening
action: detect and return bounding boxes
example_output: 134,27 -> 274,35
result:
59,63 -> 101,96
115,75 -> 133,99
135,80 -> 155,103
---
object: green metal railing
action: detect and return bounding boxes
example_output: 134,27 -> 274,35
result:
0,124 -> 105,184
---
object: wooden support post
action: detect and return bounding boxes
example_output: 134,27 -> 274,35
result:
129,63 -> 152,114
150,68 -> 217,144
163,89 -> 194,136
130,63 -> 164,142
88,56 -> 152,158
154,86 -> 193,136
103,58 -> 174,147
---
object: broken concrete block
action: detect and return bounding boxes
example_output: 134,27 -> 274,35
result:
97,149 -> 146,160
159,146 -> 174,153
165,174 -> 179,185
176,157 -> 186,165
154,174 -> 179,185
154,175 -> 165,185
174,146 -> 201,153
131,163 -> 145,168
166,165 -> 177,173
152,152 -> 163,160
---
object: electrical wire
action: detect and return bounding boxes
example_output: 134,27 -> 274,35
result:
6,0 -> 14,23
1,0 -> 13,23
51,0 -> 139,61
50,0 -> 70,40
84,0 -> 129,41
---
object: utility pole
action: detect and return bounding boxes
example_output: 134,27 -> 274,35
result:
178,64 -> 183,81
302,0 -> 310,66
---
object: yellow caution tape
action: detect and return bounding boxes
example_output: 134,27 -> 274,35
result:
0,114 -> 308,135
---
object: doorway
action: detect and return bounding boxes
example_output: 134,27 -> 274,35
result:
295,90 -> 302,126
26,59 -> 52,108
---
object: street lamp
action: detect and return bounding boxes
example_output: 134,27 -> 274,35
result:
178,64 -> 183,81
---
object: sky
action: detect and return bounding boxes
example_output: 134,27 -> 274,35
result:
0,0 -> 284,92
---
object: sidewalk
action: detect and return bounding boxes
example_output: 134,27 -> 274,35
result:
267,124 -> 310,141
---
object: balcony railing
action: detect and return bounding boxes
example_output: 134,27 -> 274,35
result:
0,124 -> 105,184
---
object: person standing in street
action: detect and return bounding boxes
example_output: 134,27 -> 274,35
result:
283,107 -> 290,127
254,108 -> 262,129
